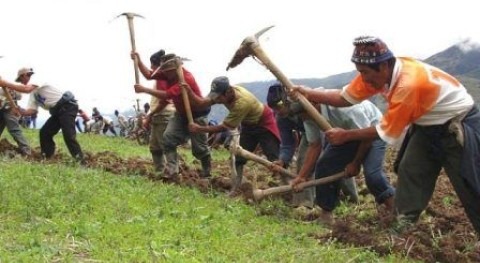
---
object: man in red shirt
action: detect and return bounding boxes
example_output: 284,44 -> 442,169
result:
134,54 -> 211,179
132,50 -> 175,176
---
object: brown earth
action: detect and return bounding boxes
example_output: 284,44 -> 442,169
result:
1,138 -> 479,262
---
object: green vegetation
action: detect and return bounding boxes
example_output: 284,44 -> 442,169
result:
0,130 -> 413,262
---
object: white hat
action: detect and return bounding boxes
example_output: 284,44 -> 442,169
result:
16,67 -> 34,82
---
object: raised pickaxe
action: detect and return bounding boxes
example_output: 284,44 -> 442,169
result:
226,26 -> 332,132
114,12 -> 145,84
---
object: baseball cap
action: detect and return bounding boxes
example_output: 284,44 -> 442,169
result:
266,83 -> 286,108
351,36 -> 394,64
16,67 -> 34,82
208,76 -> 231,100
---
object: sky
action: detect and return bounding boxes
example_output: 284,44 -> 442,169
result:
1,0 -> 479,122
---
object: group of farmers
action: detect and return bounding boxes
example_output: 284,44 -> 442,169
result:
1,35 -> 479,239
131,35 -> 480,238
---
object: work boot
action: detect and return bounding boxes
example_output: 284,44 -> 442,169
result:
151,150 -> 165,175
340,177 -> 359,203
200,156 -> 212,178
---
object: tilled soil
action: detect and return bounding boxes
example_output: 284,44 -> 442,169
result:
1,138 -> 479,262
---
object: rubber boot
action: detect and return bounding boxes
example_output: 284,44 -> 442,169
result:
164,150 -> 179,179
340,177 -> 359,203
200,155 -> 211,178
151,150 -> 165,176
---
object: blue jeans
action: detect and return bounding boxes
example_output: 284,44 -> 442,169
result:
315,139 -> 395,211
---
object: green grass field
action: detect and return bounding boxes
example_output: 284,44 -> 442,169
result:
0,129 -> 414,262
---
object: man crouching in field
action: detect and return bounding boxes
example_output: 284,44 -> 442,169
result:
17,67 -> 84,164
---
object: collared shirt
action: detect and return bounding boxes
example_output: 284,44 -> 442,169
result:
27,84 -> 63,110
341,57 -> 474,145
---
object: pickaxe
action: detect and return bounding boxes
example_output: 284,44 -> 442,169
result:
226,26 -> 332,132
251,171 -> 345,201
175,57 -> 194,124
114,12 -> 145,84
155,56 -> 195,125
228,128 -> 346,201
228,128 -> 297,193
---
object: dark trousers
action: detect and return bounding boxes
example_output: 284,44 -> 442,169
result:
235,125 -> 279,166
40,103 -> 83,159
396,123 -> 480,235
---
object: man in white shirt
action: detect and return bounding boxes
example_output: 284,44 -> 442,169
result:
17,67 -> 84,163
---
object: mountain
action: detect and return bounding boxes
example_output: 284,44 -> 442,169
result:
209,39 -> 480,122
424,39 -> 480,102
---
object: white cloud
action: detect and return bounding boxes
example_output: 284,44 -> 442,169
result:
457,38 -> 480,53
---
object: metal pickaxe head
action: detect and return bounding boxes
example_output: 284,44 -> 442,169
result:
114,12 -> 145,20
226,25 -> 274,70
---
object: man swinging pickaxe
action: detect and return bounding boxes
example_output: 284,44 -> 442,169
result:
226,26 -> 350,199
113,12 -> 145,84
227,26 -> 332,132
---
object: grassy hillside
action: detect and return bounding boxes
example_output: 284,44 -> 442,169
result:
0,130 -> 408,262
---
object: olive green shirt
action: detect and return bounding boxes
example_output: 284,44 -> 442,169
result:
223,86 -> 264,128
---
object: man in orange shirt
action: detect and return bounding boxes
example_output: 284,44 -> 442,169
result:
291,36 -> 480,236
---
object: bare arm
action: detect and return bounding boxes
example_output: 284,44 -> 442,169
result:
20,108 -> 38,116
296,141 -> 322,180
294,86 -> 352,107
147,100 -> 168,118
291,141 -> 322,188
131,52 -> 153,80
182,83 -> 214,108
344,139 -> 373,177
0,79 -> 36,93
325,126 -> 380,145
189,122 -> 229,135
134,84 -> 167,99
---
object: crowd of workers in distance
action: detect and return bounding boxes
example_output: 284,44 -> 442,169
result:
1,35 -> 480,241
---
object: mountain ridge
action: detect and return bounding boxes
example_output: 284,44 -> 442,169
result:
209,39 -> 480,122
